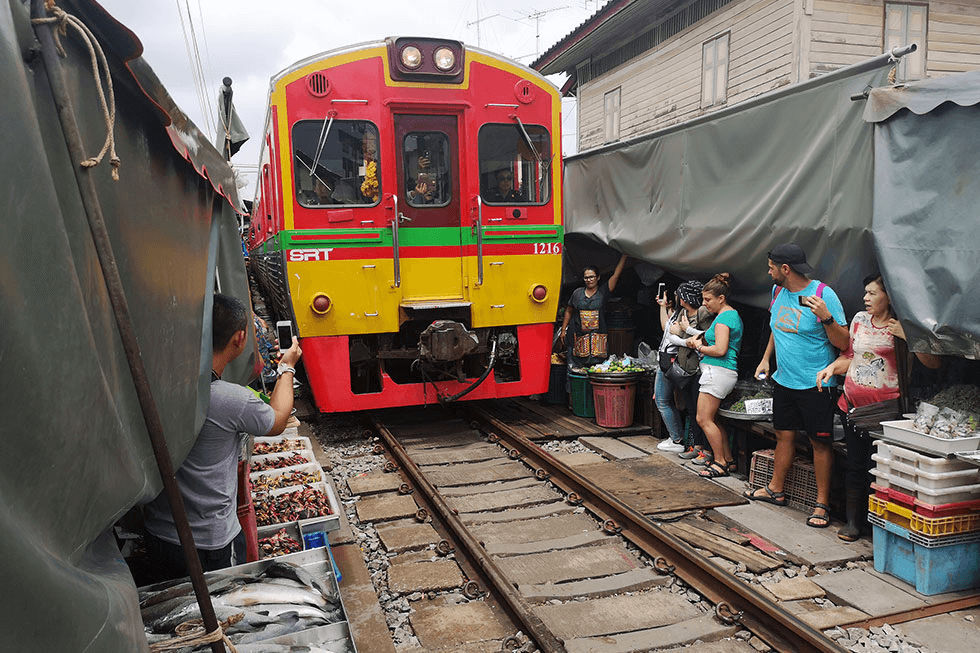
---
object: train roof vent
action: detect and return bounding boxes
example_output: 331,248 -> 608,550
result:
305,72 -> 331,97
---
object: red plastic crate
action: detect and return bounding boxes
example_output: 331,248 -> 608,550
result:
872,483 -> 980,518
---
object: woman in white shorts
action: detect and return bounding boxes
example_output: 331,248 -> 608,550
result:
686,273 -> 742,478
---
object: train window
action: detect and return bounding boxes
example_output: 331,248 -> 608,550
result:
478,123 -> 551,205
403,132 -> 451,207
292,120 -> 380,207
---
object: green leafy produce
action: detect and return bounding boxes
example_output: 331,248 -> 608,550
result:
728,390 -> 770,413
928,385 -> 980,415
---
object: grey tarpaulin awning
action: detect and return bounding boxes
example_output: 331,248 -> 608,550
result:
865,71 -> 980,359
1,1 -> 255,649
563,50 -> 978,358
563,58 -> 893,316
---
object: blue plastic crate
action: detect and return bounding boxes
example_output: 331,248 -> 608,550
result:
871,514 -> 980,595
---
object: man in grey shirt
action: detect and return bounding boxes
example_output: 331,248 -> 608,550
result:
143,293 -> 301,580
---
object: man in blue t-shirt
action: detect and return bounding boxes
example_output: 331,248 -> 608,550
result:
747,243 -> 848,529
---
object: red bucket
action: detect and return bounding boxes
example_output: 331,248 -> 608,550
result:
591,378 -> 638,428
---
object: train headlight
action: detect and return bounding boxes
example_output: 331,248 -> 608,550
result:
529,284 -> 548,303
433,47 -> 455,71
311,293 -> 332,314
400,46 -> 422,69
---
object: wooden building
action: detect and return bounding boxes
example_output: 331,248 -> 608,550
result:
533,0 -> 980,152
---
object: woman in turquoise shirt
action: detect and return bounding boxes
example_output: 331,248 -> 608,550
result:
686,273 -> 742,478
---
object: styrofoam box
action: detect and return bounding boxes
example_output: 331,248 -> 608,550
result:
255,481 -> 340,535
250,462 -> 325,491
250,448 -> 317,476
253,435 -> 313,454
870,468 -> 980,505
880,420 -> 980,456
874,440 -> 977,474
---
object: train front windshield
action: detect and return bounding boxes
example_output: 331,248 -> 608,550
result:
293,120 -> 381,207
478,123 -> 551,205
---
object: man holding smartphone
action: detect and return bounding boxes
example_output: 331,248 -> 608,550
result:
142,293 -> 302,581
748,244 -> 847,529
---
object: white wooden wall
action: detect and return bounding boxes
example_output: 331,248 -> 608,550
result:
809,0 -> 980,77
577,0 -> 796,151
575,0 -> 979,153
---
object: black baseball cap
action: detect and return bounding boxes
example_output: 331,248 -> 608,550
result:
768,243 -> 815,275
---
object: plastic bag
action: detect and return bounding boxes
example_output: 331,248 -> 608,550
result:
913,402 -> 940,434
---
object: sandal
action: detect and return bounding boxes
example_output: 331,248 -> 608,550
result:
743,485 -> 788,506
727,461 -> 737,474
699,461 -> 729,478
807,503 -> 831,529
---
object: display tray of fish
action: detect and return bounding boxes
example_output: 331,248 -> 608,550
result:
139,553 -> 354,652
255,483 -> 335,528
251,463 -> 325,493
253,436 -> 313,456
251,451 -> 315,473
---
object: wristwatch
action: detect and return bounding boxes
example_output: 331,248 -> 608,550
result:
820,316 -> 834,325
277,363 -> 296,377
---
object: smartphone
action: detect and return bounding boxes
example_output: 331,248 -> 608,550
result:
798,296 -> 811,306
276,321 -> 294,349
657,282 -> 666,299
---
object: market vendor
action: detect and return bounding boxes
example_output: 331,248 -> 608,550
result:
142,294 -> 301,582
560,253 -> 628,370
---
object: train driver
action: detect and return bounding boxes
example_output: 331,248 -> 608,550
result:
488,169 -> 520,203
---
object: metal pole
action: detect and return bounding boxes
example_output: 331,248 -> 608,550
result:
31,3 -> 225,650
220,76 -> 233,162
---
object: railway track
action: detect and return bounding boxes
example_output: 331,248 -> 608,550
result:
324,404 -> 978,652
349,408 -> 828,652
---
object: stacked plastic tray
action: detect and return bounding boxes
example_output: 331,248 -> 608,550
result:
868,440 -> 980,595
250,435 -> 340,558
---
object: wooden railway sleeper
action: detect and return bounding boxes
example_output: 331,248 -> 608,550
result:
369,417 -> 568,653
467,407 -> 844,653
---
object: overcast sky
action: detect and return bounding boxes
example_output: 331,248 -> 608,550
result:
99,0 -> 604,196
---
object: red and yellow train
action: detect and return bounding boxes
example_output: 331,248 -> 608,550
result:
247,37 -> 563,413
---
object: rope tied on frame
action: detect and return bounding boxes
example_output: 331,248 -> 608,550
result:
32,1 -> 121,180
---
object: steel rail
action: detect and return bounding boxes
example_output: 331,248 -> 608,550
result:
31,3 -> 224,650
368,416 -> 567,653
469,407 -> 844,653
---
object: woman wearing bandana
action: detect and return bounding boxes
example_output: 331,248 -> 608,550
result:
561,254 -> 628,371
655,280 -> 713,454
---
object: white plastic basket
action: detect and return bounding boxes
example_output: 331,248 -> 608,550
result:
874,440 -> 977,475
870,468 -> 980,505
879,420 -> 980,456
250,462 -> 325,491
871,453 -> 980,490
253,435 -> 312,455
249,449 -> 317,476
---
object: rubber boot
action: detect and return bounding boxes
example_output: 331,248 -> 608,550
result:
837,488 -> 865,542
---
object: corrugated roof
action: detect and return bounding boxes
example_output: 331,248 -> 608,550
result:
531,0 -> 635,73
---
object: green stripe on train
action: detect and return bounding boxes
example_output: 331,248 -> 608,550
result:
275,225 -> 564,249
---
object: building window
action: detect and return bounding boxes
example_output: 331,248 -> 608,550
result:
885,3 -> 928,81
701,33 -> 729,108
603,87 -> 621,143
